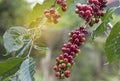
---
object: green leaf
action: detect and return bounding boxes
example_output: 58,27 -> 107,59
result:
29,28 -> 41,39
18,57 -> 35,81
29,0 -> 54,22
33,45 -> 47,51
92,7 -> 117,40
92,21 -> 108,40
0,57 -> 23,80
105,21 -> 120,63
66,0 -> 74,9
17,39 -> 32,57
3,26 -> 28,53
29,17 -> 44,28
29,0 -> 74,23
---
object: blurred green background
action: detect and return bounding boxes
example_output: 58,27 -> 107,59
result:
0,0 -> 120,81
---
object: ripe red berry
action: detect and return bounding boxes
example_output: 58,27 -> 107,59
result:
85,10 -> 91,15
70,60 -> 75,65
88,0 -> 93,4
81,37 -> 86,42
56,57 -> 59,62
50,8 -> 55,14
44,9 -> 49,14
61,63 -> 66,68
66,74 -> 70,78
93,0 -> 99,5
62,47 -> 67,52
89,22 -> 94,27
59,55 -> 64,60
53,19 -> 58,24
95,18 -> 99,23
62,2 -> 67,7
64,58 -> 68,63
45,13 -> 51,18
66,48 -> 70,53
55,72 -> 60,77
63,53 -> 69,58
64,70 -> 70,75
68,55 -> 73,61
72,34 -> 77,39
70,52 -> 75,56
79,11 -> 84,16
62,7 -> 67,12
53,65 -> 59,71
74,38 -> 79,44
76,3 -> 82,10
56,14 -> 61,18
57,0 -> 61,4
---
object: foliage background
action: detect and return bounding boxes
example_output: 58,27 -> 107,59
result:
0,0 -> 120,81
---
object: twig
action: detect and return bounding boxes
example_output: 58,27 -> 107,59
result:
118,0 -> 120,6
108,23 -> 112,30
84,18 -> 92,28
105,23 -> 113,36
38,17 -> 47,29
27,33 -> 35,57
51,0 -> 57,8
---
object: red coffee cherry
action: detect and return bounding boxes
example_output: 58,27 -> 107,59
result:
53,65 -> 59,71
55,72 -> 60,77
61,63 -> 66,68
64,70 -> 70,77
64,58 -> 68,64
50,8 -> 55,14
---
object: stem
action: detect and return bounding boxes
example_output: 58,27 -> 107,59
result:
84,18 -> 92,28
51,0 -> 57,8
27,33 -> 35,57
84,21 -> 90,28
118,0 -> 120,6
108,23 -> 112,30
104,23 -> 113,36
38,17 -> 47,29
27,16 -> 47,57
26,0 -> 57,58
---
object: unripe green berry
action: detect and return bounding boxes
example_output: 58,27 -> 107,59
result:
74,53 -> 79,58
61,73 -> 65,79
59,60 -> 64,63
67,63 -> 71,68
68,33 -> 71,37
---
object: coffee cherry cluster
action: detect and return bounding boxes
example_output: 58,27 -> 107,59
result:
75,4 -> 94,22
53,26 -> 88,79
44,8 -> 61,24
75,0 -> 107,26
88,0 -> 107,10
57,0 -> 67,12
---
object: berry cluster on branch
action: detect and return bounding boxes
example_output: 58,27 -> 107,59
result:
44,8 -> 61,24
57,0 -> 67,12
75,0 -> 107,26
53,26 -> 88,79
53,0 -> 107,79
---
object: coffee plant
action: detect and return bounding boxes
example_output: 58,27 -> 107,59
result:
0,0 -> 120,81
